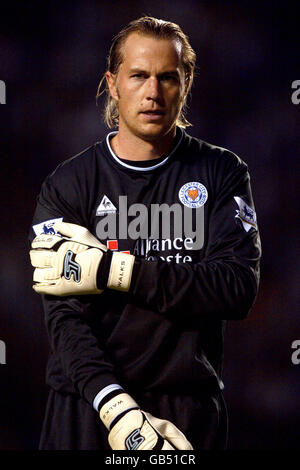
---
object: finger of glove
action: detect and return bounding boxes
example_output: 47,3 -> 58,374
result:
33,282 -> 59,295
32,281 -> 74,297
30,242 -> 87,271
52,221 -> 74,238
30,250 -> 56,268
161,440 -> 176,450
33,267 -> 60,282
53,222 -> 107,251
31,233 -> 63,250
32,248 -> 94,283
143,411 -> 193,450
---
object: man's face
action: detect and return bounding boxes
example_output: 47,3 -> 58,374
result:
106,32 -> 187,142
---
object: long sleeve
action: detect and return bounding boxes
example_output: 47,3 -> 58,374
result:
129,156 -> 261,321
29,173 -> 120,406
40,294 -> 119,405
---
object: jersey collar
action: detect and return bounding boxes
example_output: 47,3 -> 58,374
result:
105,129 -> 184,172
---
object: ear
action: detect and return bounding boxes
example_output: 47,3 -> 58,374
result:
106,72 -> 119,101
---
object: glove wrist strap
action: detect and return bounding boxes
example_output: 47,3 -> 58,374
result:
107,252 -> 135,292
96,250 -> 113,289
96,251 -> 135,292
99,392 -> 139,430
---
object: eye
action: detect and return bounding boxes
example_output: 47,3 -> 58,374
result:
160,74 -> 179,83
131,73 -> 146,79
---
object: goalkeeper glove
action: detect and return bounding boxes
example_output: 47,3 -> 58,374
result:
30,221 -> 135,296
99,391 -> 193,450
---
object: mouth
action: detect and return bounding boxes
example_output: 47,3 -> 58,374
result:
140,110 -> 165,121
142,109 -> 165,115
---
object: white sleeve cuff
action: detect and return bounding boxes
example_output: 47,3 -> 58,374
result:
93,383 -> 124,412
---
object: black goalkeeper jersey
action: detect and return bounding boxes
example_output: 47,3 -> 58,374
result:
29,128 -> 261,407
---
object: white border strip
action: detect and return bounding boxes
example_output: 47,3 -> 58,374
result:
106,130 -> 183,172
93,383 -> 124,411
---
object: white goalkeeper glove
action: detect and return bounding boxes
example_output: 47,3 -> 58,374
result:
30,221 -> 135,296
99,392 -> 193,451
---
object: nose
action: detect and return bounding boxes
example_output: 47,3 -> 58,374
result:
146,77 -> 161,100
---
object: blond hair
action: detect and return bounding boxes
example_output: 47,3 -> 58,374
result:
96,16 -> 196,128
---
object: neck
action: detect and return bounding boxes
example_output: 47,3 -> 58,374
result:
110,126 -> 177,161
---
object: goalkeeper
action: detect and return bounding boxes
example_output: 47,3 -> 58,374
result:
29,16 -> 261,451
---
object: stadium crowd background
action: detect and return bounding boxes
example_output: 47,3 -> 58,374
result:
0,0 -> 298,450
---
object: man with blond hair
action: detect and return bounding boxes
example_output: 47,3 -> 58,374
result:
29,16 -> 261,451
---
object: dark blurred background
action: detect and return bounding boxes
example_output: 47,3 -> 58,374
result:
0,0 -> 299,450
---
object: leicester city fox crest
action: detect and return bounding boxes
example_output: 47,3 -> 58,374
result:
188,188 -> 199,201
178,182 -> 208,208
